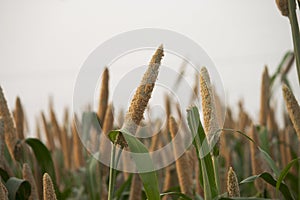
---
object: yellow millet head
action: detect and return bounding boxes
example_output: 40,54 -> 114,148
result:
14,96 -> 24,140
98,67 -> 109,125
227,167 -> 240,197
168,116 -> 178,139
199,67 -> 219,141
127,45 -> 164,125
282,84 -> 300,138
0,86 -> 19,161
102,104 -> 114,136
23,163 -> 39,200
122,45 -> 164,135
43,173 -> 57,200
259,66 -> 270,126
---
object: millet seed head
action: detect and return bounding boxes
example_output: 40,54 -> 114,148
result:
43,173 -> 57,200
282,84 -> 300,139
227,167 -> 240,197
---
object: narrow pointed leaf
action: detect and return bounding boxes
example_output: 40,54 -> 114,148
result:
258,147 -> 280,176
187,106 -> 218,199
276,158 -> 300,192
240,172 -> 294,200
5,177 -> 31,200
25,138 -> 60,198
108,130 -> 160,200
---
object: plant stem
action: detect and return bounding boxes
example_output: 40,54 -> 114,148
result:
287,0 -> 300,85
212,156 -> 220,194
108,145 -> 116,200
108,145 -> 123,200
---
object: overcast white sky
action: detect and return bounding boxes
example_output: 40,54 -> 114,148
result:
0,0 -> 299,132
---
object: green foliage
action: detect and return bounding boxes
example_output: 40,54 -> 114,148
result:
0,168 -> 9,182
25,138 -> 61,199
258,147 -> 280,177
187,106 -> 218,199
240,172 -> 294,199
109,129 -> 161,200
5,177 -> 31,200
287,0 -> 300,85
86,156 -> 101,200
276,158 -> 300,194
114,174 -> 132,200
82,111 -> 100,141
2,43 -> 300,200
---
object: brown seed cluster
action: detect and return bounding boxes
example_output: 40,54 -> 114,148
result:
14,97 -> 25,140
169,116 -> 193,197
23,163 -> 39,200
72,118 -> 85,169
99,104 -> 114,175
1,42 -> 299,199
276,0 -> 289,16
122,45 -> 164,134
41,112 -> 55,151
227,167 -> 240,197
199,67 -> 219,145
50,107 -> 63,148
0,118 -> 4,169
282,84 -> 300,138
97,67 -> 109,126
43,173 -> 57,200
259,66 -> 270,126
0,86 -> 19,161
249,124 -> 265,192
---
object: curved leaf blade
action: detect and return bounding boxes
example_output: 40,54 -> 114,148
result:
114,174 -> 132,200
187,106 -> 218,199
5,177 -> 31,200
276,158 -> 300,192
25,138 -> 60,198
222,128 -> 280,177
258,147 -> 280,177
108,130 -> 160,200
240,172 -> 294,200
